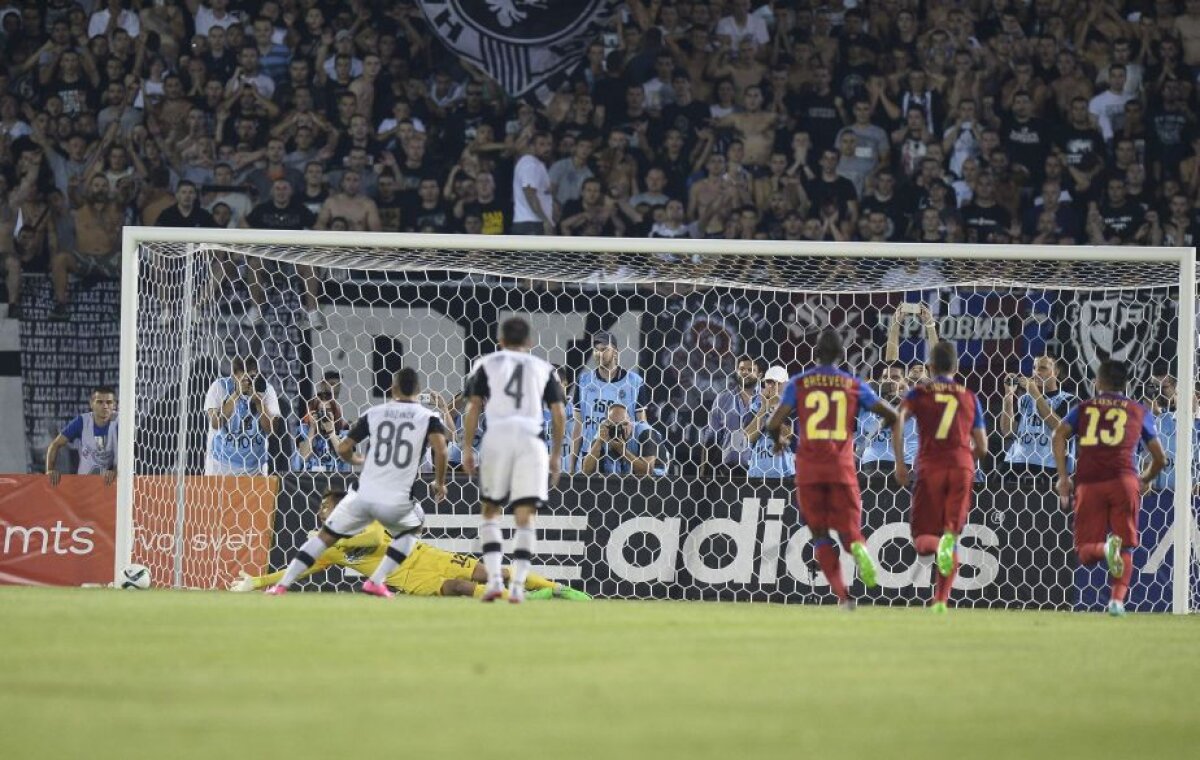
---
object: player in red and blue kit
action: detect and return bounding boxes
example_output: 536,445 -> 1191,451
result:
767,330 -> 899,609
1052,360 -> 1166,617
893,342 -> 988,614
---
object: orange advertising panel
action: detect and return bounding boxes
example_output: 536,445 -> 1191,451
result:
0,475 -> 116,586
133,475 -> 278,589
0,475 -> 277,589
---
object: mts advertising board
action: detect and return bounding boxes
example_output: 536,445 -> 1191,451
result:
0,475 -> 276,588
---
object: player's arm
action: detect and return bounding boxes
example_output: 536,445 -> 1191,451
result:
1141,437 -> 1167,491
884,305 -> 903,362
1052,410 -> 1077,507
891,403 -> 910,486
919,305 -> 938,359
765,400 -> 794,454
461,364 -> 487,475
231,551 -> 337,591
870,398 -> 900,428
335,417 -> 370,463
744,401 -> 769,443
545,372 -> 567,482
971,396 -> 988,461
999,381 -> 1018,438
428,424 -> 448,503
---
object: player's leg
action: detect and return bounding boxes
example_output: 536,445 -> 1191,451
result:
801,485 -> 851,604
506,437 -> 550,604
1072,483 -> 1109,567
931,470 -> 973,608
909,473 -> 946,610
1105,478 -> 1140,616
268,528 -> 344,594
832,481 -> 877,590
477,436 -> 512,601
363,505 -> 425,598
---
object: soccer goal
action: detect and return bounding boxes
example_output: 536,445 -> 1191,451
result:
115,228 -> 1198,612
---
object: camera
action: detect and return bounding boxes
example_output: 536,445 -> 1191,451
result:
254,375 -> 267,394
1005,374 -> 1019,387
418,392 -> 433,406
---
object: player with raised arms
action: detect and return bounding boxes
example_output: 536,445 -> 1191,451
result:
893,341 -> 988,614
266,367 -> 449,597
1052,360 -> 1166,616
766,329 -> 899,609
462,317 -> 567,603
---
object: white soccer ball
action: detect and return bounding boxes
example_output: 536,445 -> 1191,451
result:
120,564 -> 152,590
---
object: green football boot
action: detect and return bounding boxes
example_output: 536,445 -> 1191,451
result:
1105,535 -> 1125,579
930,601 -> 948,615
936,532 -> 957,578
524,588 -> 554,600
849,541 -> 878,589
555,585 -> 592,601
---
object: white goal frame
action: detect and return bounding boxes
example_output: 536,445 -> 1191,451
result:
116,227 -> 1198,612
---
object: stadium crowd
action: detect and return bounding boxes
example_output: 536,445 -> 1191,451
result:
2,0 -> 1200,321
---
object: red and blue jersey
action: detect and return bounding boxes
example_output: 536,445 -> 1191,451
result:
781,365 -> 880,485
903,376 -> 986,473
1063,393 -> 1157,484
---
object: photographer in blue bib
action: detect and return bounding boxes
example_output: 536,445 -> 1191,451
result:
46,386 -> 119,486
292,379 -> 352,473
203,357 -> 281,476
580,402 -> 665,477
999,355 -> 1074,482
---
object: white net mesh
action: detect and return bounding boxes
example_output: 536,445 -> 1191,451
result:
124,238 -> 1198,611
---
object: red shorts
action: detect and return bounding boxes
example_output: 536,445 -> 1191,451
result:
796,481 -> 863,546
1074,476 -> 1141,549
911,468 -> 974,538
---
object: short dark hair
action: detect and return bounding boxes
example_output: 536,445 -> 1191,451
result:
930,341 -> 958,375
92,385 -> 116,397
321,486 -> 347,504
393,367 -> 421,395
500,317 -> 532,347
814,329 -> 844,366
1097,360 -> 1130,390
231,356 -> 258,374
737,354 -> 767,374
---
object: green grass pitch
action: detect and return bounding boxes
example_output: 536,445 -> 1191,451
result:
2,588 -> 1198,759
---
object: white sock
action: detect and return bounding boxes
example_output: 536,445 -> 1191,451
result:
279,535 -> 328,587
480,519 -> 504,588
511,525 -> 536,594
368,533 -> 416,585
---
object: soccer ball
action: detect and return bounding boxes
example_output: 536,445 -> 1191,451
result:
120,564 -> 152,590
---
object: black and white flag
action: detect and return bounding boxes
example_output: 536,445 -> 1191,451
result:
418,1 -> 619,98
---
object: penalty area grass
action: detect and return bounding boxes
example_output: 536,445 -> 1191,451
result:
1,587 -> 1197,759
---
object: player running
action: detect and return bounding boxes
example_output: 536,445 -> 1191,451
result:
1052,360 -> 1166,617
235,489 -> 590,600
766,329 -> 899,610
462,317 -> 567,603
266,368 -> 449,598
893,342 -> 988,614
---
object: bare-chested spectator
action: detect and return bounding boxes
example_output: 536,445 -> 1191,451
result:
315,171 -> 381,232
49,175 -> 123,321
712,85 -> 780,169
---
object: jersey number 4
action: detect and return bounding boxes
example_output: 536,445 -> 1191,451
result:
1078,407 -> 1129,446
504,364 -> 525,410
373,421 -> 416,468
805,390 -> 849,441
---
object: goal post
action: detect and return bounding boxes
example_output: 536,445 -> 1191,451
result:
116,227 -> 1198,612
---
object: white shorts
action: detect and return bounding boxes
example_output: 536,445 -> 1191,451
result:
324,489 -> 425,537
478,430 -> 548,507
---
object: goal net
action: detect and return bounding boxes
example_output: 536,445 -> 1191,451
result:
117,230 -> 1199,612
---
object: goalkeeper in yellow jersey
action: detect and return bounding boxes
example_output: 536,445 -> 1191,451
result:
232,488 -> 590,600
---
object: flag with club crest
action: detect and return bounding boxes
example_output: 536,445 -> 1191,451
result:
417,1 -> 619,98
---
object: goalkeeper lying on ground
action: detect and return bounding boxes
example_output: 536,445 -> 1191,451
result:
230,488 -> 590,600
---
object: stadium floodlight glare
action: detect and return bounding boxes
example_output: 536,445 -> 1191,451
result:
117,227 -> 1196,613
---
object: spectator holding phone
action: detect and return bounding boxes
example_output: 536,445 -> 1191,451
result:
203,356 -> 280,475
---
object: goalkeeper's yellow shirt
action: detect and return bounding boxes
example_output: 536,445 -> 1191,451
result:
251,523 -> 479,595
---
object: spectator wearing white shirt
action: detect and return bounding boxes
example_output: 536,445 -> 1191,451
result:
511,132 -> 555,235
88,0 -> 140,40
1089,65 -> 1132,142
191,0 -> 243,38
715,0 -> 769,48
